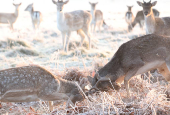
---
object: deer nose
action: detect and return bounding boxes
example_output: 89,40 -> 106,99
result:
144,11 -> 148,16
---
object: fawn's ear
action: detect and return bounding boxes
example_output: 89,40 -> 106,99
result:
151,1 -> 157,6
89,2 -> 92,5
137,1 -> 143,6
95,2 -> 98,4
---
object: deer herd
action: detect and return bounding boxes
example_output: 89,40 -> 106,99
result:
0,0 -> 170,112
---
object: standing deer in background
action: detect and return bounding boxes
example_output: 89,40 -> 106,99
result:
137,0 -> 170,35
128,9 -> 160,31
88,34 -> 170,97
0,3 -> 21,30
89,2 -> 103,33
0,65 -> 86,112
52,0 -> 92,52
125,6 -> 134,28
25,3 -> 42,30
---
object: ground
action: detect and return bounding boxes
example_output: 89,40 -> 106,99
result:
0,0 -> 170,114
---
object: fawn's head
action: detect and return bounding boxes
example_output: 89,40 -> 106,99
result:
52,0 -> 69,12
127,6 -> 133,12
13,3 -> 22,9
137,0 -> 157,17
89,2 -> 98,10
25,3 -> 33,11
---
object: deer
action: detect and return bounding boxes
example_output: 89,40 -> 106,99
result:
125,6 -> 134,27
25,3 -> 42,30
0,3 -> 21,30
52,0 -> 92,52
128,9 -> 160,31
0,65 -> 87,112
88,34 -> 170,97
89,2 -> 103,33
137,0 -> 170,35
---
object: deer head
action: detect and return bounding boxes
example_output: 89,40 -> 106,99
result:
127,6 -> 133,12
88,73 -> 121,94
137,0 -> 157,17
25,3 -> 34,11
13,3 -> 22,9
52,0 -> 69,12
89,2 -> 98,10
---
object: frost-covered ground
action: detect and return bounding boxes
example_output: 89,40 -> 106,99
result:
0,0 -> 170,114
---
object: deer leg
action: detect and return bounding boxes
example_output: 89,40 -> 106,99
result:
98,22 -> 102,34
39,92 -> 69,111
124,58 -> 144,97
65,32 -> 71,52
77,29 -> 85,47
93,23 -> 96,33
82,29 -> 91,50
124,69 -> 138,97
10,23 -> 14,30
32,21 -> 36,30
48,101 -> 54,112
158,63 -> 170,81
62,32 -> 66,51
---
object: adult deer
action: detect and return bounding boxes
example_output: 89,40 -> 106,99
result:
0,65 -> 86,111
137,0 -> 170,35
0,3 -> 22,30
25,3 -> 42,29
52,0 -> 92,52
88,34 -> 170,97
89,2 -> 103,33
125,6 -> 134,26
128,9 -> 160,31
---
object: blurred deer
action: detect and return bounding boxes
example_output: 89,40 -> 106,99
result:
25,3 -> 42,30
52,0 -> 92,52
88,34 -> 170,97
128,9 -> 160,31
137,0 -> 170,35
125,6 -> 134,28
0,3 -> 21,30
0,65 -> 86,111
89,2 -> 103,33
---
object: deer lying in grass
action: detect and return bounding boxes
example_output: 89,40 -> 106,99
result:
25,3 -> 42,30
128,9 -> 160,31
125,6 -> 134,26
88,34 -> 170,97
52,0 -> 92,52
0,65 -> 86,111
89,2 -> 103,33
0,3 -> 21,30
137,0 -> 170,35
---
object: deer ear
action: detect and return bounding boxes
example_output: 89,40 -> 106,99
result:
137,1 -> 143,6
64,0 -> 69,4
52,0 -> 57,4
89,2 -> 92,5
95,2 -> 98,4
151,1 -> 157,6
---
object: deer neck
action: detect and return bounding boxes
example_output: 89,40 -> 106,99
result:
30,7 -> 34,15
91,8 -> 96,21
58,78 -> 77,94
14,8 -> 19,17
98,58 -> 125,81
57,11 -> 65,30
145,10 -> 156,34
